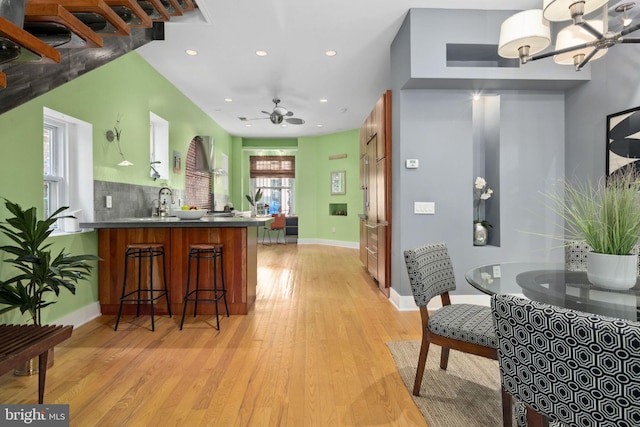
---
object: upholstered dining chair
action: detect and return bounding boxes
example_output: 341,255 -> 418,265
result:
262,213 -> 286,245
403,243 -> 499,397
491,294 -> 640,427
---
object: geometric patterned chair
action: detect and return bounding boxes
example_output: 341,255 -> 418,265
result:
491,294 -> 640,427
404,243 -> 499,397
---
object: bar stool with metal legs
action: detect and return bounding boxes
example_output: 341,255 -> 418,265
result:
114,243 -> 172,331
180,243 -> 229,330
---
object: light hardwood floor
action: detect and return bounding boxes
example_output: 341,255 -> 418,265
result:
0,244 -> 427,426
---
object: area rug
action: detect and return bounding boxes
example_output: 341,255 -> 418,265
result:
386,340 -> 502,427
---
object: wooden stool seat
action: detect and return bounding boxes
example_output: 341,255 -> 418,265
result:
114,243 -> 172,331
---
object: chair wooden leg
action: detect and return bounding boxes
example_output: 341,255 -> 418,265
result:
439,346 -> 450,370
526,407 -> 549,427
412,337 -> 430,396
501,388 -> 513,427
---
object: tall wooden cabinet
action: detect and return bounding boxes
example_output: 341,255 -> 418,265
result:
359,91 -> 391,297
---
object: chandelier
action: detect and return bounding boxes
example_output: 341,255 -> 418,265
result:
498,0 -> 640,71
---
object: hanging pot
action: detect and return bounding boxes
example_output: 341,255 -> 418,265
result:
473,223 -> 488,246
587,252 -> 638,290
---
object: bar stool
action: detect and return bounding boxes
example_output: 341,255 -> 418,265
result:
114,243 -> 172,331
180,243 -> 229,330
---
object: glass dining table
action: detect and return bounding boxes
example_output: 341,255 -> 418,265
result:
465,262 -> 640,321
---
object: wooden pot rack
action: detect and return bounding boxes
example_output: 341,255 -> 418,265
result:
0,0 -> 196,88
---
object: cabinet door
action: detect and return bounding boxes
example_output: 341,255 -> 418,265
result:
360,219 -> 367,266
375,95 -> 385,160
366,136 -> 377,222
366,224 -> 378,279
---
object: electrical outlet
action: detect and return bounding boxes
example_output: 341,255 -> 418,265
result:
332,227 -> 336,233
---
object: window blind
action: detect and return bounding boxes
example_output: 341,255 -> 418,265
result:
250,155 -> 295,178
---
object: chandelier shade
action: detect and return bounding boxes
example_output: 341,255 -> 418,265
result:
553,20 -> 608,64
498,9 -> 551,58
542,0 -> 609,22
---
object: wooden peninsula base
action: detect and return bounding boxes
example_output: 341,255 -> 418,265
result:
81,217 -> 270,317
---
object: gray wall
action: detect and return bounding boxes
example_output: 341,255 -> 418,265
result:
565,46 -> 640,183
390,9 -> 571,298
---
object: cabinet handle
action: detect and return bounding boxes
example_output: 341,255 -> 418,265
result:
366,247 -> 376,255
365,223 -> 378,229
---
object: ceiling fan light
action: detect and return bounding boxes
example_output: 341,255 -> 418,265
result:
553,20 -> 607,64
543,0 -> 608,22
498,9 -> 551,58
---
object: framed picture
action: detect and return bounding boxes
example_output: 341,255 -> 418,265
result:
330,170 -> 346,195
606,106 -> 640,176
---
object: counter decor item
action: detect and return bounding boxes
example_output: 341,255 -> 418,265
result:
541,168 -> 640,290
174,209 -> 206,220
0,199 -> 99,374
473,177 -> 493,246
245,188 -> 262,217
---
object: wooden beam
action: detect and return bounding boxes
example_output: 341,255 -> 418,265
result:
0,17 -> 61,64
25,3 -> 104,48
104,0 -> 153,28
0,72 -> 6,88
329,154 -> 347,160
137,0 -> 170,22
29,0 -> 131,37
177,0 -> 195,12
163,0 -> 183,16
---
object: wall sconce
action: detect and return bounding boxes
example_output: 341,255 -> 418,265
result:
150,161 -> 161,180
106,114 -> 133,166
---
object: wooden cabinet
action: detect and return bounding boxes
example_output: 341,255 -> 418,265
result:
359,90 -> 391,297
285,216 -> 298,243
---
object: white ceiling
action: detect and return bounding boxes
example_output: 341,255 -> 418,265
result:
136,1 -> 541,139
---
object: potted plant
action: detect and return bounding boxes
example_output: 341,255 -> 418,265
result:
542,168 -> 640,289
0,199 -> 99,373
245,188 -> 263,216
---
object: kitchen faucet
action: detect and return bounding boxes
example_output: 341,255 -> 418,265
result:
158,187 -> 172,217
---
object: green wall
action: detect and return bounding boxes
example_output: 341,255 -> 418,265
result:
0,52 -> 232,325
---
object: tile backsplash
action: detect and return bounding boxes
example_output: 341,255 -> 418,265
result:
93,180 -> 187,221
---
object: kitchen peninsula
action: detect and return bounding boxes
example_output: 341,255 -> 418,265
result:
80,216 -> 271,316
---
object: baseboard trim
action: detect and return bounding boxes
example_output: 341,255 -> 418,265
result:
389,287 -> 495,311
297,238 -> 359,249
54,302 -> 101,328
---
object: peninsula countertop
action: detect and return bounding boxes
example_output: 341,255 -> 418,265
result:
80,215 -> 272,229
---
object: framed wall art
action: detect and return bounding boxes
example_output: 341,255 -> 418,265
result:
330,170 -> 346,195
606,106 -> 640,176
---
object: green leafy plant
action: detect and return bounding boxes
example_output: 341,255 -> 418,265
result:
542,168 -> 640,255
0,199 -> 100,325
245,188 -> 263,207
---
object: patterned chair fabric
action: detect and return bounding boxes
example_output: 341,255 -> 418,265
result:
403,243 -> 500,398
491,294 -> 640,427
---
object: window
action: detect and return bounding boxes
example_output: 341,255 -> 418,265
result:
249,155 -> 295,215
253,177 -> 294,215
150,112 -> 169,179
43,119 -> 65,225
43,107 -> 94,232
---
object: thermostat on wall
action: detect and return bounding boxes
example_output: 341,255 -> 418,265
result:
405,159 -> 419,169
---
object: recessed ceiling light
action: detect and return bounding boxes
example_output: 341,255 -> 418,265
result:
316,124 -> 324,128
320,98 -> 328,103
256,50 -> 268,57
325,50 -> 337,57
281,124 -> 287,128
185,49 -> 198,56
224,98 -> 233,102
245,124 -> 252,127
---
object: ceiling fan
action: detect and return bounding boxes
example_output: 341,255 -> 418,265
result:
239,98 -> 306,125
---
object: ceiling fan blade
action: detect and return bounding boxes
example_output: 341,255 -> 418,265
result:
285,111 -> 294,117
285,117 -> 305,125
261,110 -> 271,115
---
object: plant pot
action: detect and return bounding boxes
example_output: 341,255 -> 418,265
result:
587,252 -> 638,290
14,348 -> 54,376
473,223 -> 488,246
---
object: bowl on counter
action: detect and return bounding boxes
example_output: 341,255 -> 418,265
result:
173,209 -> 206,220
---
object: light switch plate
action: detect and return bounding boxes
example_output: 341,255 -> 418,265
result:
414,202 -> 435,214
106,195 -> 112,209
